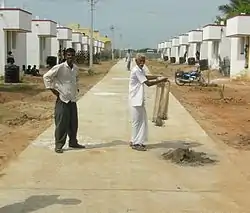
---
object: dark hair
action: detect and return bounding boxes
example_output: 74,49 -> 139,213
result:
8,51 -> 12,55
66,48 -> 76,54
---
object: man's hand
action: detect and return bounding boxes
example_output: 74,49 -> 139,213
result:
161,77 -> 168,82
50,89 -> 59,97
158,82 -> 165,87
157,76 -> 168,82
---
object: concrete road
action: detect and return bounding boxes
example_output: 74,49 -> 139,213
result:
0,60 -> 250,213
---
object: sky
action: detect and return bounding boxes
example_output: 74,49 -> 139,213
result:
6,0 -> 229,49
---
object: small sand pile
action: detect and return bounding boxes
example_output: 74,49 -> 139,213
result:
162,148 -> 216,166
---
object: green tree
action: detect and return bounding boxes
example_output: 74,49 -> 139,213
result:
214,15 -> 225,24
218,0 -> 250,19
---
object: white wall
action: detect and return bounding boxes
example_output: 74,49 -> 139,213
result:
26,32 -> 39,67
179,45 -> 187,58
0,30 -> 29,76
205,29 -> 231,69
44,38 -> 52,60
82,44 -> 88,51
27,32 -> 54,68
2,31 -> 27,72
48,38 -> 70,62
15,33 -> 26,68
200,41 -> 208,60
230,37 -> 245,77
166,48 -> 171,57
219,34 -> 231,60
73,43 -> 82,52
65,40 -> 72,48
0,29 -> 6,76
175,46 -> 180,63
188,43 -> 196,58
49,37 -> 59,58
170,47 -> 176,57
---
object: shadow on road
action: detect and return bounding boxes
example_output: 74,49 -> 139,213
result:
146,140 -> 201,150
0,195 -> 81,213
64,140 -> 127,152
63,140 -> 201,152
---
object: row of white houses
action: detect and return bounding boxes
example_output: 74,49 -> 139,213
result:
157,15 -> 250,78
0,7 -> 107,76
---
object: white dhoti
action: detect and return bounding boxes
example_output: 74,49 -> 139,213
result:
131,106 -> 148,145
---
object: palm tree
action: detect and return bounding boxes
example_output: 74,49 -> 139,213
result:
214,15 -> 225,24
218,0 -> 250,19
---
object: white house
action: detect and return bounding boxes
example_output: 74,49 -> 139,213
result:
0,7 -> 32,76
226,14 -> 250,78
202,24 -> 231,69
94,40 -> 98,54
88,37 -> 94,53
161,42 -> 165,59
157,42 -> 164,59
71,31 -> 82,52
157,43 -> 161,53
49,26 -> 72,61
101,41 -> 104,51
179,34 -> 189,60
97,41 -> 103,53
82,34 -> 88,51
188,29 -> 202,59
164,41 -> 171,58
26,18 -> 57,68
171,37 -> 180,63
65,40 -> 72,48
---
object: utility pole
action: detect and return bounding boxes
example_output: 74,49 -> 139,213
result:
110,25 -> 114,60
89,0 -> 94,69
119,33 -> 122,59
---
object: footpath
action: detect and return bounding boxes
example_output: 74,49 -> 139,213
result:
0,60 -> 249,212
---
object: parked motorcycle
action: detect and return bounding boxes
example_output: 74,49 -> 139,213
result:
175,67 -> 205,86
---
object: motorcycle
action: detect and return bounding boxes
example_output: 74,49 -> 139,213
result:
175,67 -> 205,86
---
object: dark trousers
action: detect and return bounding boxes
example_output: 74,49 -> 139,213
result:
54,98 -> 78,149
127,60 -> 131,70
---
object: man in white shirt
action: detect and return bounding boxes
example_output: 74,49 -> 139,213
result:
43,48 -> 85,153
129,53 -> 168,151
126,49 -> 132,71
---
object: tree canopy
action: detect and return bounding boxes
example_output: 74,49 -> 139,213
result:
218,0 -> 250,19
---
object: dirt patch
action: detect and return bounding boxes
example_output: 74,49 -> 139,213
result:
148,60 -> 250,151
0,61 -> 115,171
162,148 -> 216,166
201,97 -> 247,105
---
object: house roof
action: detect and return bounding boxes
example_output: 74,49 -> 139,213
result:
67,23 -> 111,43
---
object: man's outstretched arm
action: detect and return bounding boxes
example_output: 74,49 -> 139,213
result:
136,70 -> 168,87
144,77 -> 168,87
146,75 -> 162,80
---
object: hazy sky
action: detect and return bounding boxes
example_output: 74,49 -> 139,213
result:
6,0 -> 229,49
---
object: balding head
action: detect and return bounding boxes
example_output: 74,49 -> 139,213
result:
135,53 -> 146,69
135,53 -> 146,61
